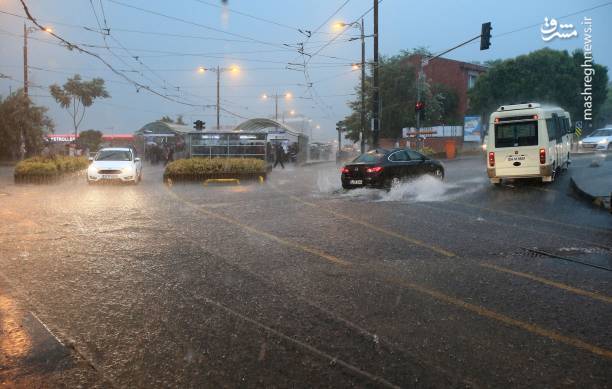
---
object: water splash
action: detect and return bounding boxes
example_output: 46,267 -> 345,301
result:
316,169 -> 487,203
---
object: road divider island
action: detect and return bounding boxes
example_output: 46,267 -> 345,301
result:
14,156 -> 89,184
163,158 -> 270,183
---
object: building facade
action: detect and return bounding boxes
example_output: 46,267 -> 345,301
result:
406,54 -> 487,120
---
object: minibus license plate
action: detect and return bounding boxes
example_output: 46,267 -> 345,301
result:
507,155 -> 525,162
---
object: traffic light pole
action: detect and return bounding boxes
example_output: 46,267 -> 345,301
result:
413,23 -> 491,151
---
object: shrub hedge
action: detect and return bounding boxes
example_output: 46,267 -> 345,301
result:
164,157 -> 268,182
14,155 -> 89,183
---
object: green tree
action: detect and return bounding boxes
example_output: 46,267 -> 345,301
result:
77,129 -> 103,152
49,74 -> 109,140
0,89 -> 53,160
595,82 -> 612,128
343,49 -> 457,143
176,115 -> 186,125
468,48 -> 608,126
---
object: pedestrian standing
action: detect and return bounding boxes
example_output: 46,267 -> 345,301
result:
273,143 -> 285,169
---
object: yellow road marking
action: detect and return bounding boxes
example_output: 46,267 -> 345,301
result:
383,274 -> 612,360
167,187 -> 612,360
270,185 -> 455,258
480,263 -> 612,304
451,200 -> 611,235
166,190 -> 350,267
203,178 -> 241,186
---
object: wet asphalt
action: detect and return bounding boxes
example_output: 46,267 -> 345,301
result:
0,154 -> 610,388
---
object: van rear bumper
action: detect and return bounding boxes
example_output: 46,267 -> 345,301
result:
487,163 -> 553,179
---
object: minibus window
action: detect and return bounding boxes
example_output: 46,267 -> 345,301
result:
494,121 -> 538,148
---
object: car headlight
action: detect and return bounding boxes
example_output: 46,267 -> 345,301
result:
122,167 -> 133,173
598,139 -> 608,144
578,140 -> 583,145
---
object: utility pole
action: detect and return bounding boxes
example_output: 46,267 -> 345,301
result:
275,92 -> 279,121
360,18 -> 366,154
216,65 -> 220,129
23,23 -> 28,97
371,0 -> 379,148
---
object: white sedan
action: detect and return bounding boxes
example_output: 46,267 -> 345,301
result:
87,148 -> 142,184
579,128 -> 612,151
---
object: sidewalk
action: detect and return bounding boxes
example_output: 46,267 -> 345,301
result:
0,281 -> 105,387
569,153 -> 612,211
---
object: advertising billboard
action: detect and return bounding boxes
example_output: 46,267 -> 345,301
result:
463,116 -> 482,142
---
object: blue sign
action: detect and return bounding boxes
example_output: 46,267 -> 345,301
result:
463,116 -> 482,142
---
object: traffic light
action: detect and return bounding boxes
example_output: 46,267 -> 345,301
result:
193,120 -> 205,130
415,101 -> 425,112
336,120 -> 345,132
480,22 -> 492,50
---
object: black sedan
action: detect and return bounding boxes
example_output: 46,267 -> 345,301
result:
340,148 -> 444,189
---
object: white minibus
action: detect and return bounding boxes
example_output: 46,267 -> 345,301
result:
486,103 -> 572,184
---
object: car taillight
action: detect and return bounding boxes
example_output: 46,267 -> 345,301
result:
366,166 -> 383,174
539,148 -> 546,164
488,152 -> 495,167
341,167 -> 349,174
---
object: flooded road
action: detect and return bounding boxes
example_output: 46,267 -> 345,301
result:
0,156 -> 610,387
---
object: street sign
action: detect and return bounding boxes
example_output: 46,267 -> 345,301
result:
575,120 -> 583,136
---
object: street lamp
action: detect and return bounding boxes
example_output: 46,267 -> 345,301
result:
261,91 -> 292,122
196,65 -> 241,129
20,23 -> 52,159
23,23 -> 53,97
336,19 -> 369,153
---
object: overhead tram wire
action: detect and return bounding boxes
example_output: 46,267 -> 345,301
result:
89,0 -> 186,99
191,0 -> 303,33
290,0 -> 353,119
88,0 -> 169,95
17,0 -> 205,108
0,9 -> 290,44
0,9 -> 357,66
106,0 -> 296,51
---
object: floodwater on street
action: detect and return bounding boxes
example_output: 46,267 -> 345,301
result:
0,155 -> 611,388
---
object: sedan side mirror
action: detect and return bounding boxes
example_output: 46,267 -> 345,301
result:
88,157 -> 94,162
135,157 -> 141,162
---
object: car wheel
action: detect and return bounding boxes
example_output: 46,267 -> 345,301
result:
341,183 -> 352,190
433,168 -> 444,180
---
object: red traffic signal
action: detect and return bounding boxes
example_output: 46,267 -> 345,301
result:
415,101 -> 425,112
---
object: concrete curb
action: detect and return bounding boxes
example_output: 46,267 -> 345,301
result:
569,176 -> 611,212
301,160 -> 335,167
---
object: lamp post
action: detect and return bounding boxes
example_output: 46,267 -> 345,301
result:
337,19 -> 370,153
261,92 -> 292,121
21,23 -> 52,159
23,23 -> 53,97
196,65 -> 240,129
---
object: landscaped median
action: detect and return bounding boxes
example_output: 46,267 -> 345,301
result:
163,157 -> 270,184
14,155 -> 89,184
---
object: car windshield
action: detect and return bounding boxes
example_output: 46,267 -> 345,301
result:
353,150 -> 385,163
96,150 -> 132,161
589,129 -> 612,137
494,120 -> 538,147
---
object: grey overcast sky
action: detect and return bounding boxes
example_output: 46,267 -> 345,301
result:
0,0 -> 610,141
